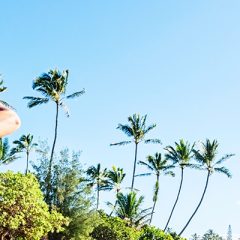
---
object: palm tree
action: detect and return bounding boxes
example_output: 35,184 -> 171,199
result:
111,114 -> 161,191
11,134 -> 38,174
23,69 -> 85,205
138,153 -> 175,224
0,138 -> 17,165
179,139 -> 233,236
115,191 -> 151,227
164,139 -> 195,232
107,166 -> 126,216
86,163 -> 110,209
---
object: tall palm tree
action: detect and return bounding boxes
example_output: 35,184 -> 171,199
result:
86,163 -> 110,210
164,139 -> 195,232
107,166 -> 126,216
179,139 -> 233,236
0,138 -> 17,165
115,191 -> 151,227
11,134 -> 38,174
138,152 -> 175,224
23,69 -> 85,205
111,114 -> 161,191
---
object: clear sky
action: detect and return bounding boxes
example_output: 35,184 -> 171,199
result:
1,0 -> 240,238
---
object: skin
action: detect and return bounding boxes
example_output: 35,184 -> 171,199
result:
0,103 -> 21,137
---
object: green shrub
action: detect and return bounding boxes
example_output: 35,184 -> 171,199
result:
0,171 -> 68,240
91,212 -> 141,240
139,225 -> 174,240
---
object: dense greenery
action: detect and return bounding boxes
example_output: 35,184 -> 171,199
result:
91,212 -> 142,240
32,143 -> 100,240
0,171 -> 67,239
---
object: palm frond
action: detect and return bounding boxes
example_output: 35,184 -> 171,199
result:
66,89 -> 85,99
214,154 -> 235,166
0,100 -> 14,110
144,139 -> 162,144
110,141 -> 132,146
59,101 -> 70,117
138,160 -> 154,171
214,166 -> 232,178
117,124 -> 133,137
144,124 -> 157,134
135,173 -> 152,177
23,96 -> 49,108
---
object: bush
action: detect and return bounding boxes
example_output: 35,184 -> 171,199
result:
0,171 -> 68,240
139,225 -> 174,240
91,212 -> 141,240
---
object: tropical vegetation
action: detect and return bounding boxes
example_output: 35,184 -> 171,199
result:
0,73 -> 234,239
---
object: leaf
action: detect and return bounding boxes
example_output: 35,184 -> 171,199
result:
66,89 -> 85,99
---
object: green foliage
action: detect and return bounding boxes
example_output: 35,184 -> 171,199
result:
0,138 -> 17,165
91,212 -> 141,240
115,191 -> 151,227
201,229 -> 224,240
110,113 -> 160,190
86,163 -> 110,209
0,171 -> 67,240
139,225 -> 174,240
33,143 -> 100,240
12,134 -> 38,174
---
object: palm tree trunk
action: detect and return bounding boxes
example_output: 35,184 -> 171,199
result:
46,102 -> 59,206
109,199 -> 117,216
150,175 -> 159,225
164,168 -> 184,232
131,143 -> 138,191
96,183 -> 100,210
26,151 -> 29,175
178,171 -> 210,236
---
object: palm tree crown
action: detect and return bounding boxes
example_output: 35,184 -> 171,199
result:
12,134 -> 38,174
107,166 -> 126,193
106,166 -> 126,216
115,191 -> 151,227
165,139 -> 195,169
111,113 -> 161,191
86,163 -> 110,209
193,139 -> 232,177
0,138 -> 17,165
23,69 -> 85,115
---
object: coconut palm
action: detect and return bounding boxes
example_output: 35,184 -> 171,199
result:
86,163 -> 110,209
115,191 -> 151,227
23,69 -> 85,204
138,152 -> 175,224
179,139 -> 233,236
111,114 -> 160,191
107,166 -> 126,216
0,138 -> 17,165
11,134 -> 38,174
164,139 -> 195,232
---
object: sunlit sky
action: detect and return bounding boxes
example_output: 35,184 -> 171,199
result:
1,1 -> 240,238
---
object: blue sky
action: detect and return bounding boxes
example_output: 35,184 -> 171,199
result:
1,0 -> 240,238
